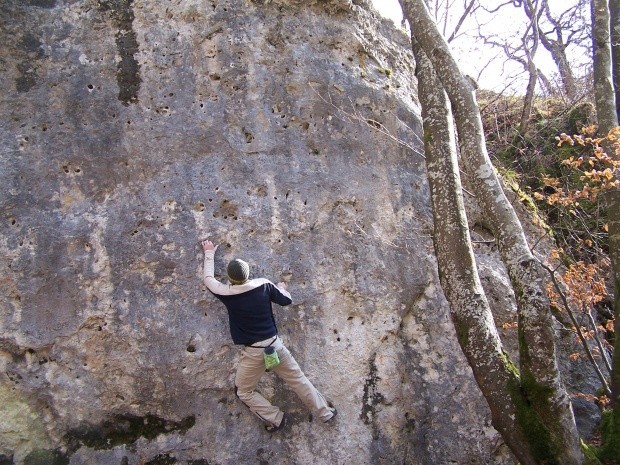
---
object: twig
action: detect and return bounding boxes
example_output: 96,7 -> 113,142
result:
585,308 -> 613,375
530,230 -> 549,253
537,258 -> 612,396
309,82 -> 426,159
309,82 -> 477,198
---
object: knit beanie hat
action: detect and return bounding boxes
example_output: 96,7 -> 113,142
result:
227,259 -> 250,284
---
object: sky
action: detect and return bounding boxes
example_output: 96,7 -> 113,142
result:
371,0 -> 403,24
369,0 -> 515,91
369,0 -> 590,94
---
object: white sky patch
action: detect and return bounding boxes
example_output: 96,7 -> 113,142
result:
370,0 -> 589,95
371,0 -> 403,24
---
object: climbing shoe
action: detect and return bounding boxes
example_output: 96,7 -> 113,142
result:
323,407 -> 338,423
265,413 -> 287,433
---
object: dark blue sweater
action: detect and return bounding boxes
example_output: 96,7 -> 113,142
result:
206,277 -> 292,345
203,250 -> 292,344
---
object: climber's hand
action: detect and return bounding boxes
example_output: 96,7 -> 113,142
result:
202,239 -> 218,252
277,282 -> 287,290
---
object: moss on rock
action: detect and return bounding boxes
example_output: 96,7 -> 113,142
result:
23,449 -> 69,465
66,414 -> 195,451
597,409 -> 620,463
508,371 -> 562,465
0,383 -> 51,460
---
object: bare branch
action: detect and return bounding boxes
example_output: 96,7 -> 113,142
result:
308,83 -> 426,159
481,0 -> 521,15
538,258 -> 612,396
446,0 -> 479,43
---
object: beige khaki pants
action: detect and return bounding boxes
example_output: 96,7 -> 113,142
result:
234,336 -> 333,426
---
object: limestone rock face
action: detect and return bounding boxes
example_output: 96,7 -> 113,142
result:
0,1 -> 597,464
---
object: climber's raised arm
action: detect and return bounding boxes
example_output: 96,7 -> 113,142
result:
201,239 -> 228,294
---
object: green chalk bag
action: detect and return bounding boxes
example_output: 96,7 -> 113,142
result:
263,346 -> 280,370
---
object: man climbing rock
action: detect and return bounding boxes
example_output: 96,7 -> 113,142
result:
201,239 -> 337,432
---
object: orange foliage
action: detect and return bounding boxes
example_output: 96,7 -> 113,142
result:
535,127 -> 620,207
546,259 -> 608,310
572,391 -> 610,408
545,258 -> 613,352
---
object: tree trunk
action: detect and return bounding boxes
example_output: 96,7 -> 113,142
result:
401,0 -> 583,463
609,0 -> 620,119
538,19 -> 578,100
546,41 -> 578,101
591,0 -> 620,459
411,35 -> 536,465
519,0 -> 542,135
592,0 -> 619,134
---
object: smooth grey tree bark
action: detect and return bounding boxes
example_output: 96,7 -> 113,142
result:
410,35 -> 535,465
400,0 -> 583,463
592,0 -> 619,133
519,0 -> 543,135
591,0 -> 620,456
538,0 -> 583,101
611,0 -> 620,118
